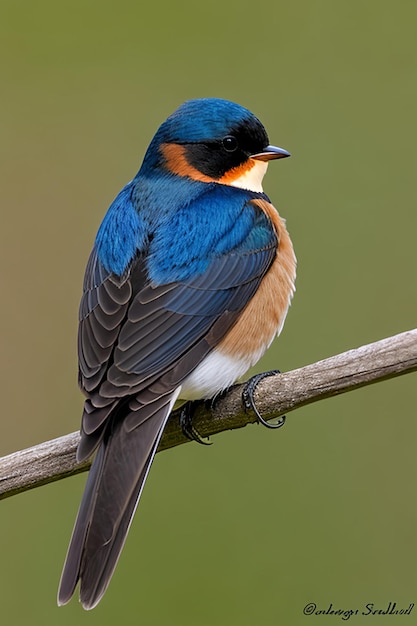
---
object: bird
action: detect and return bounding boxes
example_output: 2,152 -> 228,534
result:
58,98 -> 296,610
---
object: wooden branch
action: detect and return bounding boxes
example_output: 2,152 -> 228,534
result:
1,329 -> 416,501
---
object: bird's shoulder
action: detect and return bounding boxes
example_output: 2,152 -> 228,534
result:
146,181 -> 279,284
94,176 -> 278,283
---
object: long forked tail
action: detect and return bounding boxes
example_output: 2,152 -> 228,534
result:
58,396 -> 175,610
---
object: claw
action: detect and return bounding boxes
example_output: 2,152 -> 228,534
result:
242,370 -> 286,430
179,401 -> 212,446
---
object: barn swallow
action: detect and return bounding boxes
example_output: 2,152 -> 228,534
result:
58,98 -> 296,609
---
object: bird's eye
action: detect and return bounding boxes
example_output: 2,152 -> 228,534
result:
222,135 -> 238,152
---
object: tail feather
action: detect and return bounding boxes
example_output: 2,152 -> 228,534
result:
58,394 -> 176,609
58,442 -> 106,606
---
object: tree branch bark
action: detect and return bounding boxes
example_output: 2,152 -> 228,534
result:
1,329 -> 416,501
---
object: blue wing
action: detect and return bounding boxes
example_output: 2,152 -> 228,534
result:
77,188 -> 278,455
58,189 -> 279,609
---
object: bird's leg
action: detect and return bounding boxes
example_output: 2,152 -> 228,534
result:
242,370 -> 286,429
179,400 -> 212,446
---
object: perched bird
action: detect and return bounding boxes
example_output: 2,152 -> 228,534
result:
58,98 -> 296,610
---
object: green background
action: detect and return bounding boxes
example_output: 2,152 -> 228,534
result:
1,1 -> 416,624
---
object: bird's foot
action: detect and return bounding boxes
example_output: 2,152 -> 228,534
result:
242,370 -> 286,430
179,400 -> 212,446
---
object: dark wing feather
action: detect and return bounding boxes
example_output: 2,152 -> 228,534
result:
98,245 -> 276,399
78,249 -> 133,393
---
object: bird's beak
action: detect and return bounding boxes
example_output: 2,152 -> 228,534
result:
250,145 -> 291,161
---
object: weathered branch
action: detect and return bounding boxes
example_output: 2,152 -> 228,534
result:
1,329 -> 416,501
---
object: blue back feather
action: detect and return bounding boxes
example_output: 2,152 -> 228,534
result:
95,183 -> 147,276
95,173 -> 273,282
148,185 -> 273,284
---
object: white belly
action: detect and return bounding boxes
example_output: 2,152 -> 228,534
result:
179,344 -> 269,401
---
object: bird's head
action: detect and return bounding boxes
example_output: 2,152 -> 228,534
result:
140,98 -> 289,193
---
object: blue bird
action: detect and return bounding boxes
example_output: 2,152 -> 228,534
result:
58,98 -> 296,609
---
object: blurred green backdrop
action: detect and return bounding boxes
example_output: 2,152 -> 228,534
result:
1,1 -> 416,624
